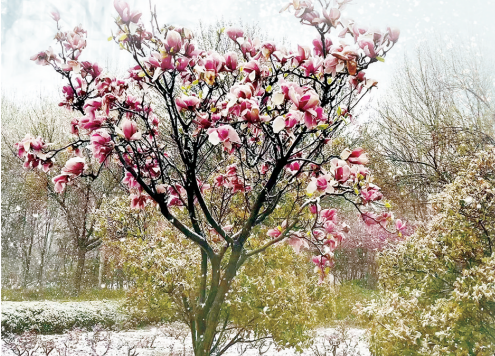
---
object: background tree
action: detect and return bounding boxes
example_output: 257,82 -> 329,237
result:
359,147 -> 495,355
1,98 -> 122,293
361,46 -> 495,220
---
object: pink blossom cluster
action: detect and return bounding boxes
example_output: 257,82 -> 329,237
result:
14,134 -> 53,172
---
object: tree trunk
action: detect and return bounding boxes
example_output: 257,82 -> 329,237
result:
98,248 -> 104,288
191,246 -> 243,356
22,236 -> 34,288
73,248 -> 86,294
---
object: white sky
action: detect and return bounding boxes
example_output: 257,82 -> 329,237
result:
1,0 -> 495,105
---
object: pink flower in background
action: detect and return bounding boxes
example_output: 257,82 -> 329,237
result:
287,236 -> 309,253
396,219 -> 407,234
114,0 -> 142,24
320,209 -> 337,222
225,27 -> 244,42
50,10 -> 60,22
387,27 -> 400,43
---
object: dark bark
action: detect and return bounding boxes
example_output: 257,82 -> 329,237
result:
73,247 -> 86,294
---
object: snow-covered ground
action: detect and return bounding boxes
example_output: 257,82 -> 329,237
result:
2,301 -> 370,355
1,326 -> 370,355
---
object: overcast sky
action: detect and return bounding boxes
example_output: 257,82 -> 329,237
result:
2,0 -> 495,105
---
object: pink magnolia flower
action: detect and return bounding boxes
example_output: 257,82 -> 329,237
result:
62,157 -> 86,176
387,27 -> 400,43
302,57 -> 323,77
224,52 -> 238,71
312,255 -> 334,283
120,118 -> 142,141
91,130 -> 113,163
330,158 -> 350,183
357,34 -> 377,58
361,186 -> 383,203
267,227 -> 282,238
291,45 -> 310,66
164,30 -> 182,53
242,60 -> 261,83
79,115 -> 104,132
123,171 -> 141,190
288,86 -> 320,112
320,208 -> 337,222
324,238 -> 338,252
175,95 -> 201,112
168,196 -> 183,207
15,134 -> 45,157
240,37 -> 260,58
30,47 -> 58,66
84,99 -> 102,119
324,221 -> 337,234
131,193 -> 149,209
322,7 -> 340,27
287,161 -> 301,173
53,174 -> 71,193
50,10 -> 60,22
306,174 -> 335,194
396,219 -> 406,234
287,236 -> 309,253
260,42 -> 276,59
260,163 -> 269,175
362,212 -> 378,226
225,27 -> 244,42
341,147 -> 369,165
207,125 -> 241,150
309,204 -> 318,214
114,0 -> 142,24
312,37 -> 333,56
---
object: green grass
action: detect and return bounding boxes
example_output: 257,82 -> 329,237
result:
325,280 -> 379,327
1,287 -> 126,302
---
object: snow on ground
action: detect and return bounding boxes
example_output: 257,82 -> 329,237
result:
1,326 -> 370,355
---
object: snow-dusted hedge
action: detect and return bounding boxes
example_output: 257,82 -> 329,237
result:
1,301 -> 128,335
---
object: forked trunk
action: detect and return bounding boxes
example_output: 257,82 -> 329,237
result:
191,246 -> 243,356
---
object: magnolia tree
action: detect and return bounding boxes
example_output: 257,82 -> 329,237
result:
19,0 -> 400,354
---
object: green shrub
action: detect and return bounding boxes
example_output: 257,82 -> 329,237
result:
1,300 -> 128,335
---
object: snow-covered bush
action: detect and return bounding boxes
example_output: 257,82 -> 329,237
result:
358,147 -> 495,355
1,300 -> 127,335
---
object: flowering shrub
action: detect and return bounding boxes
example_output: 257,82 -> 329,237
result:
1,301 -> 126,335
19,0 -> 400,353
358,148 -> 495,355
